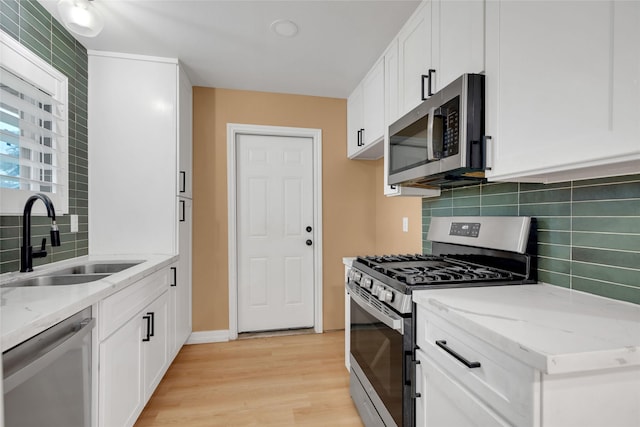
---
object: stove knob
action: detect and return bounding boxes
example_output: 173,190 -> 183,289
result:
371,284 -> 380,296
383,290 -> 394,303
362,277 -> 373,289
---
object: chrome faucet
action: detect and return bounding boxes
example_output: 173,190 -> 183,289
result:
20,193 -> 61,272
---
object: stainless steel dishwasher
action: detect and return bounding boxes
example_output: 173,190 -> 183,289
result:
3,307 -> 95,427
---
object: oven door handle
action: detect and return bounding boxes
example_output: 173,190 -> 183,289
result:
350,290 -> 403,333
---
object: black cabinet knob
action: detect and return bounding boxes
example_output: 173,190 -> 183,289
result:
306,226 -> 312,232
306,239 -> 313,246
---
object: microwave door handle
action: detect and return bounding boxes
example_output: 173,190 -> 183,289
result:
426,107 -> 437,161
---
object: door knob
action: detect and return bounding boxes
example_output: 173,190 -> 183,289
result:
306,226 -> 312,232
306,239 -> 313,246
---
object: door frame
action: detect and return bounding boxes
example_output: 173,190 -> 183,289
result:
227,123 -> 323,340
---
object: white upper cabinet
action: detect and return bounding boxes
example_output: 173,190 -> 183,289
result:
485,0 -> 640,183
347,57 -> 385,159
178,69 -> 193,198
396,0 -> 484,118
431,0 -> 485,93
398,1 -> 433,116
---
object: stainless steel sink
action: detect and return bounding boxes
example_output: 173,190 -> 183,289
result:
47,262 -> 143,276
1,261 -> 143,287
3,274 -> 111,287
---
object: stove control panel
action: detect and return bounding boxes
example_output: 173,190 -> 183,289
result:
347,267 -> 412,313
450,222 -> 481,238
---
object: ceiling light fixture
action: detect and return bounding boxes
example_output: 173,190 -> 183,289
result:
270,19 -> 299,38
57,0 -> 104,38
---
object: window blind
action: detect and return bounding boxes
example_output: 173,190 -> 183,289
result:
1,66 -> 65,194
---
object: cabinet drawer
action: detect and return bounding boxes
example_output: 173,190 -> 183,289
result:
99,268 -> 170,340
416,305 -> 538,427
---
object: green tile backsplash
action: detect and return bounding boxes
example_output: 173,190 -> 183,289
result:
422,174 -> 640,305
0,0 -> 88,273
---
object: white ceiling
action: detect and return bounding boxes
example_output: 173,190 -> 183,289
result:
37,0 -> 422,98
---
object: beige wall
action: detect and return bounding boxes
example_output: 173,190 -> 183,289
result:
192,87 -> 421,332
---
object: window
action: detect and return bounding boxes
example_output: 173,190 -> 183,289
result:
0,30 -> 68,215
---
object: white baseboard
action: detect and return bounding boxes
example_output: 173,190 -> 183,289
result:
186,330 -> 230,344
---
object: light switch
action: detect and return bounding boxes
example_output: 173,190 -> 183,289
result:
402,217 -> 409,232
70,214 -> 79,233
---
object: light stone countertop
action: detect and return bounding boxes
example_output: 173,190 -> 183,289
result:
413,284 -> 640,375
1,254 -> 177,352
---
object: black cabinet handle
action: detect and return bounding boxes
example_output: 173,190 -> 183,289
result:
411,359 -> 421,398
142,314 -> 151,342
356,129 -> 362,147
179,171 -> 186,193
436,340 -> 481,369
171,266 -> 177,287
421,74 -> 428,100
427,69 -> 436,97
359,128 -> 365,146
179,200 -> 185,222
148,312 -> 155,337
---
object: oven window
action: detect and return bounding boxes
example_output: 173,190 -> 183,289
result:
350,298 -> 403,426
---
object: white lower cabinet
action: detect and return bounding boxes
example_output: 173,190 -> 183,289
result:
415,303 -> 640,427
415,349 -> 510,427
98,267 -> 173,427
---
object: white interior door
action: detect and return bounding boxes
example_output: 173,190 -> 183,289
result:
237,133 -> 315,333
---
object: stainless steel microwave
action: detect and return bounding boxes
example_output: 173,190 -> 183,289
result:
388,73 -> 485,188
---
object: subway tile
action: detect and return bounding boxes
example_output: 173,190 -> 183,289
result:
572,278 -> 640,305
479,205 -> 519,216
519,188 -> 571,204
0,14 -> 20,40
480,192 -> 518,206
572,262 -> 639,288
452,196 -> 480,208
452,186 -> 480,198
519,202 -> 571,217
573,180 -> 640,201
519,181 -> 570,191
572,199 -> 640,217
537,270 -> 571,288
535,217 -> 570,232
572,217 -> 640,234
537,243 -> 571,260
20,7 -> 51,43
572,247 -> 640,270
19,28 -> 50,61
537,256 -> 571,274
452,207 -> 481,216
573,232 -> 640,252
481,182 -> 519,195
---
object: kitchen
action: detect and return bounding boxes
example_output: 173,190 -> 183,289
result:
1,0 -> 639,426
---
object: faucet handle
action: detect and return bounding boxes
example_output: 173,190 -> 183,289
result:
32,238 -> 48,258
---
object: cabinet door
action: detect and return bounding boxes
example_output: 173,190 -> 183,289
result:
143,291 -> 169,400
398,1 -> 433,115
89,55 -> 177,254
347,84 -> 364,157
416,349 -> 512,427
177,67 -> 193,198
485,0 -> 640,182
431,0 -> 484,92
99,315 -> 144,427
385,39 -> 400,126
362,58 -> 385,146
176,198 -> 192,349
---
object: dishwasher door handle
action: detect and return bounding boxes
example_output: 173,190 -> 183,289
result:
3,317 -> 96,393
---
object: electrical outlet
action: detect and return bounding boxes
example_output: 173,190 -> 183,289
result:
402,217 -> 409,232
70,214 -> 78,233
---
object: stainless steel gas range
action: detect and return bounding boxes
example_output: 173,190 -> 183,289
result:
347,216 -> 537,427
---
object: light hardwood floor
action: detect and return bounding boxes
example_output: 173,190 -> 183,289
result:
134,331 -> 364,426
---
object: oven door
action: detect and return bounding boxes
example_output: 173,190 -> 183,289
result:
350,291 -> 406,426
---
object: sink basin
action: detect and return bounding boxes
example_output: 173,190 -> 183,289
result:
1,261 -> 144,288
47,261 -> 143,276
3,274 -> 111,287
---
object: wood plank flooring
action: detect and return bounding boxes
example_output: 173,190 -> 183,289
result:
134,331 -> 364,426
